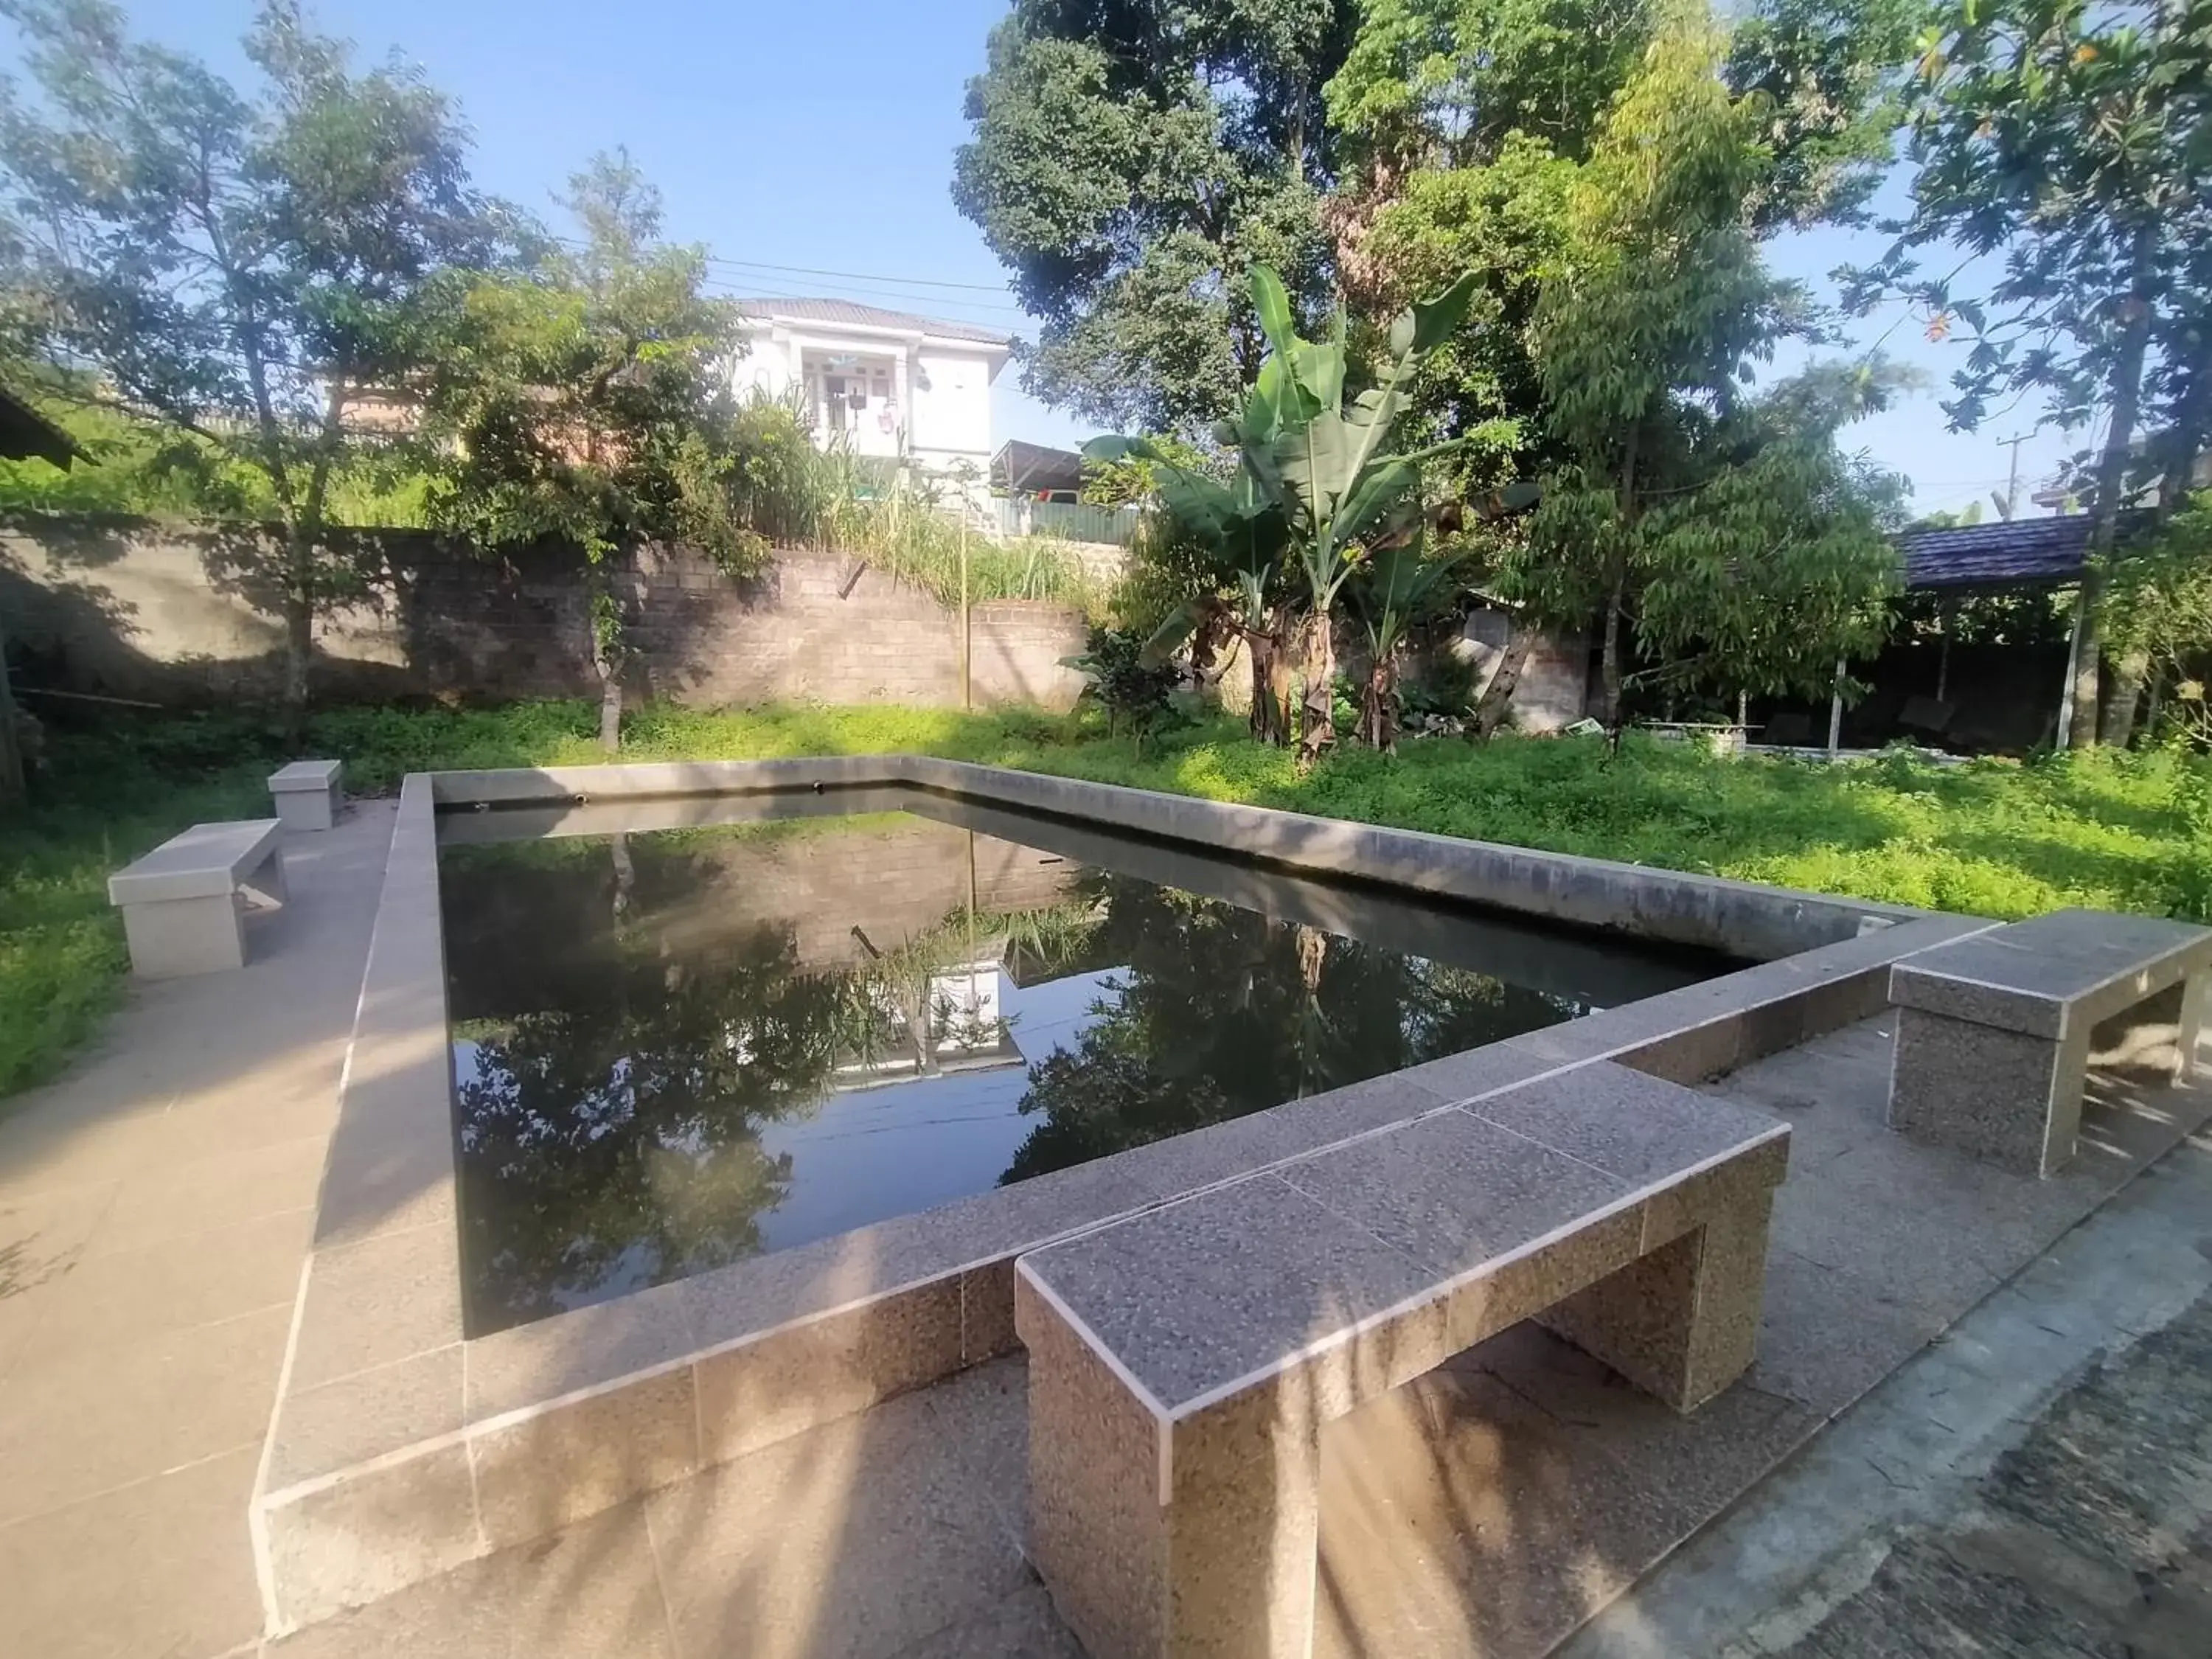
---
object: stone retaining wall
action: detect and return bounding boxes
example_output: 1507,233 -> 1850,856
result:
0,516 -> 1089,712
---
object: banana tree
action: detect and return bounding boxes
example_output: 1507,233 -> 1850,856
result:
1082,432 -> 1296,745
1348,537 -> 1464,754
1242,265 -> 1481,765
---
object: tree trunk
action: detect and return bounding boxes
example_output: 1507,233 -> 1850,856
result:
1245,622 -> 1290,747
1298,608 -> 1335,768
595,652 -> 623,753
281,571 -> 314,737
2073,223 -> 2160,749
279,382 -> 351,740
1360,647 -> 1399,754
2101,649 -> 2151,748
1470,630 -> 1534,742
1596,574 -> 1627,729
590,566 -> 625,754
0,603 -> 24,809
1266,620 -> 1294,745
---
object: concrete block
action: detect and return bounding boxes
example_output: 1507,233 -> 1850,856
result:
1888,1006 -> 2087,1178
1540,1188 -> 1774,1413
269,758 -> 343,832
119,891 -> 247,977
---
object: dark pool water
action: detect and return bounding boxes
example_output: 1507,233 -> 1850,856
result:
437,788 -> 1739,1335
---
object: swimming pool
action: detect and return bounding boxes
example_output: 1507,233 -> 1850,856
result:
438,787 -> 1739,1333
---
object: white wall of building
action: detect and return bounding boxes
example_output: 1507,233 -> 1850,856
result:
731,317 -> 1004,493
911,348 -> 994,467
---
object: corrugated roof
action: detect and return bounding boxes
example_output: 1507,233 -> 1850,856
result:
736,296 -> 1011,347
994,439 -> 1083,495
1898,512 -> 2154,590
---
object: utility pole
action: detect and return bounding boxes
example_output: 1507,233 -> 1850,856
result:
1995,432 -> 2032,521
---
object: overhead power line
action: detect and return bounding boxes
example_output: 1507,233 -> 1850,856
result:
545,232 -> 1019,299
698,253 -> 1014,295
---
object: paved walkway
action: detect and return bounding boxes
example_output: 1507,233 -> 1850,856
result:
4,806 -> 2208,1659
1562,1124 -> 2212,1659
260,1012 -> 2212,1659
0,802 -> 394,1659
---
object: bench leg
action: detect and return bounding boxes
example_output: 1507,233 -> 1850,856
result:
1538,1190 -> 1773,1413
1888,1006 -> 2086,1177
241,846 -> 288,909
2186,973 -> 2208,1080
119,894 -> 246,977
1023,1276 -> 1318,1659
2089,975 -> 2205,1085
271,790 -> 335,832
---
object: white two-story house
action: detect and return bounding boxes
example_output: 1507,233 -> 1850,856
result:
731,299 -> 1011,507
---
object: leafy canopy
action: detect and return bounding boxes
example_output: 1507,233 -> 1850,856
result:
0,0 -> 505,486
419,150 -> 755,573
1850,0 -> 2212,451
954,0 -> 1355,437
1500,6 -> 1906,706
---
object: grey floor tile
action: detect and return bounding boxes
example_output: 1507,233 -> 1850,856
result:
923,1355 -> 1030,1557
1317,1366 -> 1686,1659
1747,1247 -> 1950,1419
0,1445 -> 265,1659
651,1388 -> 1030,1659
0,1302 -> 290,1526
888,1581 -> 1079,1659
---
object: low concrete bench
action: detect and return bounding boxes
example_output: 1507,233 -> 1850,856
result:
1888,908 -> 2211,1177
268,758 -> 343,831
1015,1063 -> 1789,1659
107,819 -> 286,977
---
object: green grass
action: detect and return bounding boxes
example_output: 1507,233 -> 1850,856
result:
5,698 -> 2208,1101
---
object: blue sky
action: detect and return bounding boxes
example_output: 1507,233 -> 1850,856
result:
119,0 -> 2082,512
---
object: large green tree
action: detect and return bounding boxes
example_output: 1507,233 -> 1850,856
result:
1851,0 -> 2212,745
419,150 -> 756,751
953,0 -> 1357,437
1505,7 -> 1905,722
1323,0 -> 1921,499
0,0 -> 506,720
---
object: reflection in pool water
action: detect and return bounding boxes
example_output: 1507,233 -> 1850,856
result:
438,795 -> 1733,1335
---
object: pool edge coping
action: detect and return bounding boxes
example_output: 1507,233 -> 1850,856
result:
250,754 -> 1996,1635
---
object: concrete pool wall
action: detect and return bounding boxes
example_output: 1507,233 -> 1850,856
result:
251,757 -> 1994,1634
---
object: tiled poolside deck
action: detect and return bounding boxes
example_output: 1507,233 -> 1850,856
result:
1,797 -> 2207,1659
262,1025 -> 2212,1659
0,801 -> 395,1659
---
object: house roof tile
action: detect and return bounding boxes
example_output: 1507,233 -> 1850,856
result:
735,296 -> 1012,347
1897,511 -> 2155,591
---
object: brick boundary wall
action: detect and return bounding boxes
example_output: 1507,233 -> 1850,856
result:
0,515 -> 1090,712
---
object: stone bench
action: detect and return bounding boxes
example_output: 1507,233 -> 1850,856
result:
1014,1063 -> 1790,1659
1888,908 -> 2211,1177
107,819 -> 287,977
268,758 -> 344,831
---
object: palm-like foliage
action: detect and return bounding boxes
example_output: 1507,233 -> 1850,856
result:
1349,538 -> 1466,752
1090,264 -> 1482,762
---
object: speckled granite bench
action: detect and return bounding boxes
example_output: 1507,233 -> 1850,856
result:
107,818 -> 286,976
1014,1063 -> 1790,1659
1889,908 -> 2212,1178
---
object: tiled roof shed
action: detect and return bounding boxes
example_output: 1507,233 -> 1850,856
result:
1899,510 -> 2155,591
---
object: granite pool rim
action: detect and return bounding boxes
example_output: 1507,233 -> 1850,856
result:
249,754 -> 1997,1635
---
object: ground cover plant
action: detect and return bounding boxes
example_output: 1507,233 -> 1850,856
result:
4,698 -> 2206,1102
